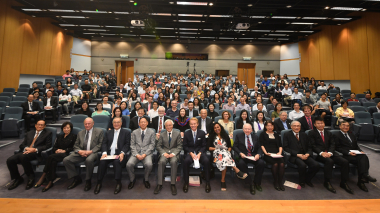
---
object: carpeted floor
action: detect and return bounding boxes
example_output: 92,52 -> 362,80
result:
0,135 -> 380,200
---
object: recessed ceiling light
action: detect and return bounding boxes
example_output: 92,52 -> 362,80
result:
105,26 -> 125,28
331,7 -> 363,11
332,18 -> 352,20
291,22 -> 317,25
32,15 -> 36,17
22,9 -> 42,11
209,3 -> 213,6
209,15 -> 233,18
247,4 -> 252,7
337,24 -> 341,25
61,16 -> 86,18
48,9 -> 75,12
178,20 -> 201,22
272,16 -> 296,19
81,25 -> 100,27
325,6 -> 330,9
178,14 -> 203,17
150,13 -> 172,16
286,5 -> 292,8
59,24 -> 75,26
362,9 -> 367,11
169,2 -> 174,4
177,2 -> 208,6
82,10 -> 108,13
250,16 -> 266,18
87,29 -> 107,31
114,12 -> 129,14
258,22 -> 262,24
115,18 -> 119,19
302,17 -> 328,20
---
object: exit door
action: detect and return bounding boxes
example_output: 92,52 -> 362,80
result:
237,63 -> 256,89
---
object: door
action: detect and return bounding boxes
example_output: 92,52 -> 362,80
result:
237,63 -> 256,88
116,61 -> 134,84
215,70 -> 229,77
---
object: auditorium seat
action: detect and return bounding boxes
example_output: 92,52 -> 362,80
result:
0,97 -> 10,106
3,88 -> 15,94
70,114 -> 88,129
363,102 -> 376,108
9,101 -> 24,107
122,115 -> 130,128
356,94 -> 365,99
19,84 -> 30,89
179,94 -> 187,100
373,113 -> 380,125
341,90 -> 351,95
92,115 -> 111,129
17,88 -> 30,93
0,92 -> 13,99
349,106 -> 367,112
374,98 -> 380,103
214,116 -> 222,123
0,107 -> 25,138
235,109 -> 250,118
353,112 -> 377,142
15,92 -> 28,97
348,101 -> 361,106
220,109 -> 234,119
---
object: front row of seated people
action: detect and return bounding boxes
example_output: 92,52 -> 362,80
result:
6,114 -> 376,195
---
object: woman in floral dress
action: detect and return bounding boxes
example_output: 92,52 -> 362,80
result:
208,123 -> 247,191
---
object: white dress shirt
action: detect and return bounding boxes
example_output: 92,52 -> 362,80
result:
252,104 -> 267,111
289,110 -> 305,120
282,88 -> 292,96
46,98 -> 51,107
291,92 -> 303,100
201,118 -> 207,133
86,128 -> 93,151
103,128 -> 120,155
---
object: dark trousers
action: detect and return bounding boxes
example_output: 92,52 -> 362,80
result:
97,157 -> 127,181
294,157 -> 320,183
316,155 -> 349,182
45,108 -> 57,121
6,152 -> 38,180
43,153 -> 67,181
23,114 -> 41,131
237,158 -> 265,185
342,154 -> 370,180
183,154 -> 210,183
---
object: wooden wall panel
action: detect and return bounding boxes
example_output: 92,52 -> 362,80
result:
35,19 -> 54,75
298,40 -> 310,78
366,13 -> 380,94
347,17 -> 369,94
318,26 -> 334,80
20,18 -> 41,74
307,33 -> 321,79
331,25 -> 350,80
0,0 -> 8,74
49,27 -> 63,75
60,34 -> 74,74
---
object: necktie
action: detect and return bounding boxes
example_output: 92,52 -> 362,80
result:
110,130 -> 118,156
246,136 -> 253,156
148,103 -> 151,111
138,117 -> 141,128
30,131 -> 40,148
29,102 -> 32,111
193,132 -> 196,144
345,133 -> 352,143
296,133 -> 299,140
307,117 -> 313,130
159,117 -> 163,132
141,130 -> 145,142
320,131 -> 325,143
168,132 -> 171,147
83,130 -> 89,150
283,121 -> 288,130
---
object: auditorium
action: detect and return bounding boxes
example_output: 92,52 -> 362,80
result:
1,0 -> 380,212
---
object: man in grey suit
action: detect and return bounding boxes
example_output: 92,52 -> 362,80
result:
63,118 -> 104,191
126,117 -> 155,189
154,120 -> 182,195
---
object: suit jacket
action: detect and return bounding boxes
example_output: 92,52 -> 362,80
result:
299,116 -> 316,132
252,110 -> 269,119
185,109 -> 199,117
101,128 -> 131,155
149,116 -> 170,132
197,117 -> 213,134
274,118 -> 292,132
266,104 -> 275,112
129,116 -> 151,132
309,129 -> 337,155
232,132 -> 261,156
52,133 -> 76,155
73,127 -> 104,153
182,129 -> 207,155
130,128 -> 155,156
335,131 -> 362,156
156,129 -> 182,157
21,101 -> 41,115
116,87 -> 127,94
43,96 -> 58,108
368,106 -> 379,116
19,129 -> 52,160
283,131 -> 313,163
143,102 -> 154,112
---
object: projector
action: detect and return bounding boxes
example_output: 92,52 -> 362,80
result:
236,23 -> 250,30
131,20 -> 145,27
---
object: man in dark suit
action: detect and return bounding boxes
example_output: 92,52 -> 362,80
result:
6,120 -> 52,190
335,120 -> 377,192
309,117 -> 353,194
274,111 -> 291,132
185,102 -> 199,118
182,118 -> 211,193
29,82 -> 39,94
233,123 -> 265,195
283,120 -> 319,188
149,106 -> 170,134
154,120 -> 182,195
95,118 -> 130,194
368,102 -> 380,116
21,94 -> 42,131
117,84 -> 127,94
267,98 -> 278,112
197,109 -> 213,135
130,108 -> 150,132
43,90 -> 58,124
299,105 -> 315,132
143,96 -> 154,112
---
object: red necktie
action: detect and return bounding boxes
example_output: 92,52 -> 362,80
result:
307,117 -> 313,130
320,131 -> 325,143
246,136 -> 253,156
158,117 -> 163,132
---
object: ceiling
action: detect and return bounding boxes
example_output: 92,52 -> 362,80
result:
13,0 -> 380,43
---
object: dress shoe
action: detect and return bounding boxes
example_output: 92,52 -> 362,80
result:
171,184 -> 177,195
154,185 -> 163,194
255,184 -> 262,192
183,183 -> 189,193
114,183 -> 122,194
306,182 -> 314,187
128,179 -> 136,190
279,185 -> 285,191
274,183 -> 280,191
34,178 -> 45,188
8,178 -> 24,190
25,179 -> 35,190
250,184 -> 256,195
323,182 -> 336,193
299,183 -> 305,188
42,183 -> 54,192
67,178 -> 82,190
357,182 -> 368,192
205,182 -> 211,193
84,181 -> 92,191
143,179 -> 150,189
94,183 -> 102,194
363,175 -> 377,183
340,182 -> 354,194
51,121 -> 56,124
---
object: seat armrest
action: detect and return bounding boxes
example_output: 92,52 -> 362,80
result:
14,150 -> 20,155
41,147 -> 53,159
352,124 -> 362,138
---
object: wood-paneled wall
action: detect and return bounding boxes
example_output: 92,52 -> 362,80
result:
0,0 -> 73,92
299,12 -> 380,94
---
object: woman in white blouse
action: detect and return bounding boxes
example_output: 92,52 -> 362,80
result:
102,96 -> 111,109
59,88 -> 71,116
253,111 -> 266,133
147,101 -> 159,121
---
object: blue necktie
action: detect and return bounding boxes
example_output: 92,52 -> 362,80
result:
168,133 -> 171,147
141,130 -> 145,142
283,121 -> 288,130
193,132 -> 196,144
